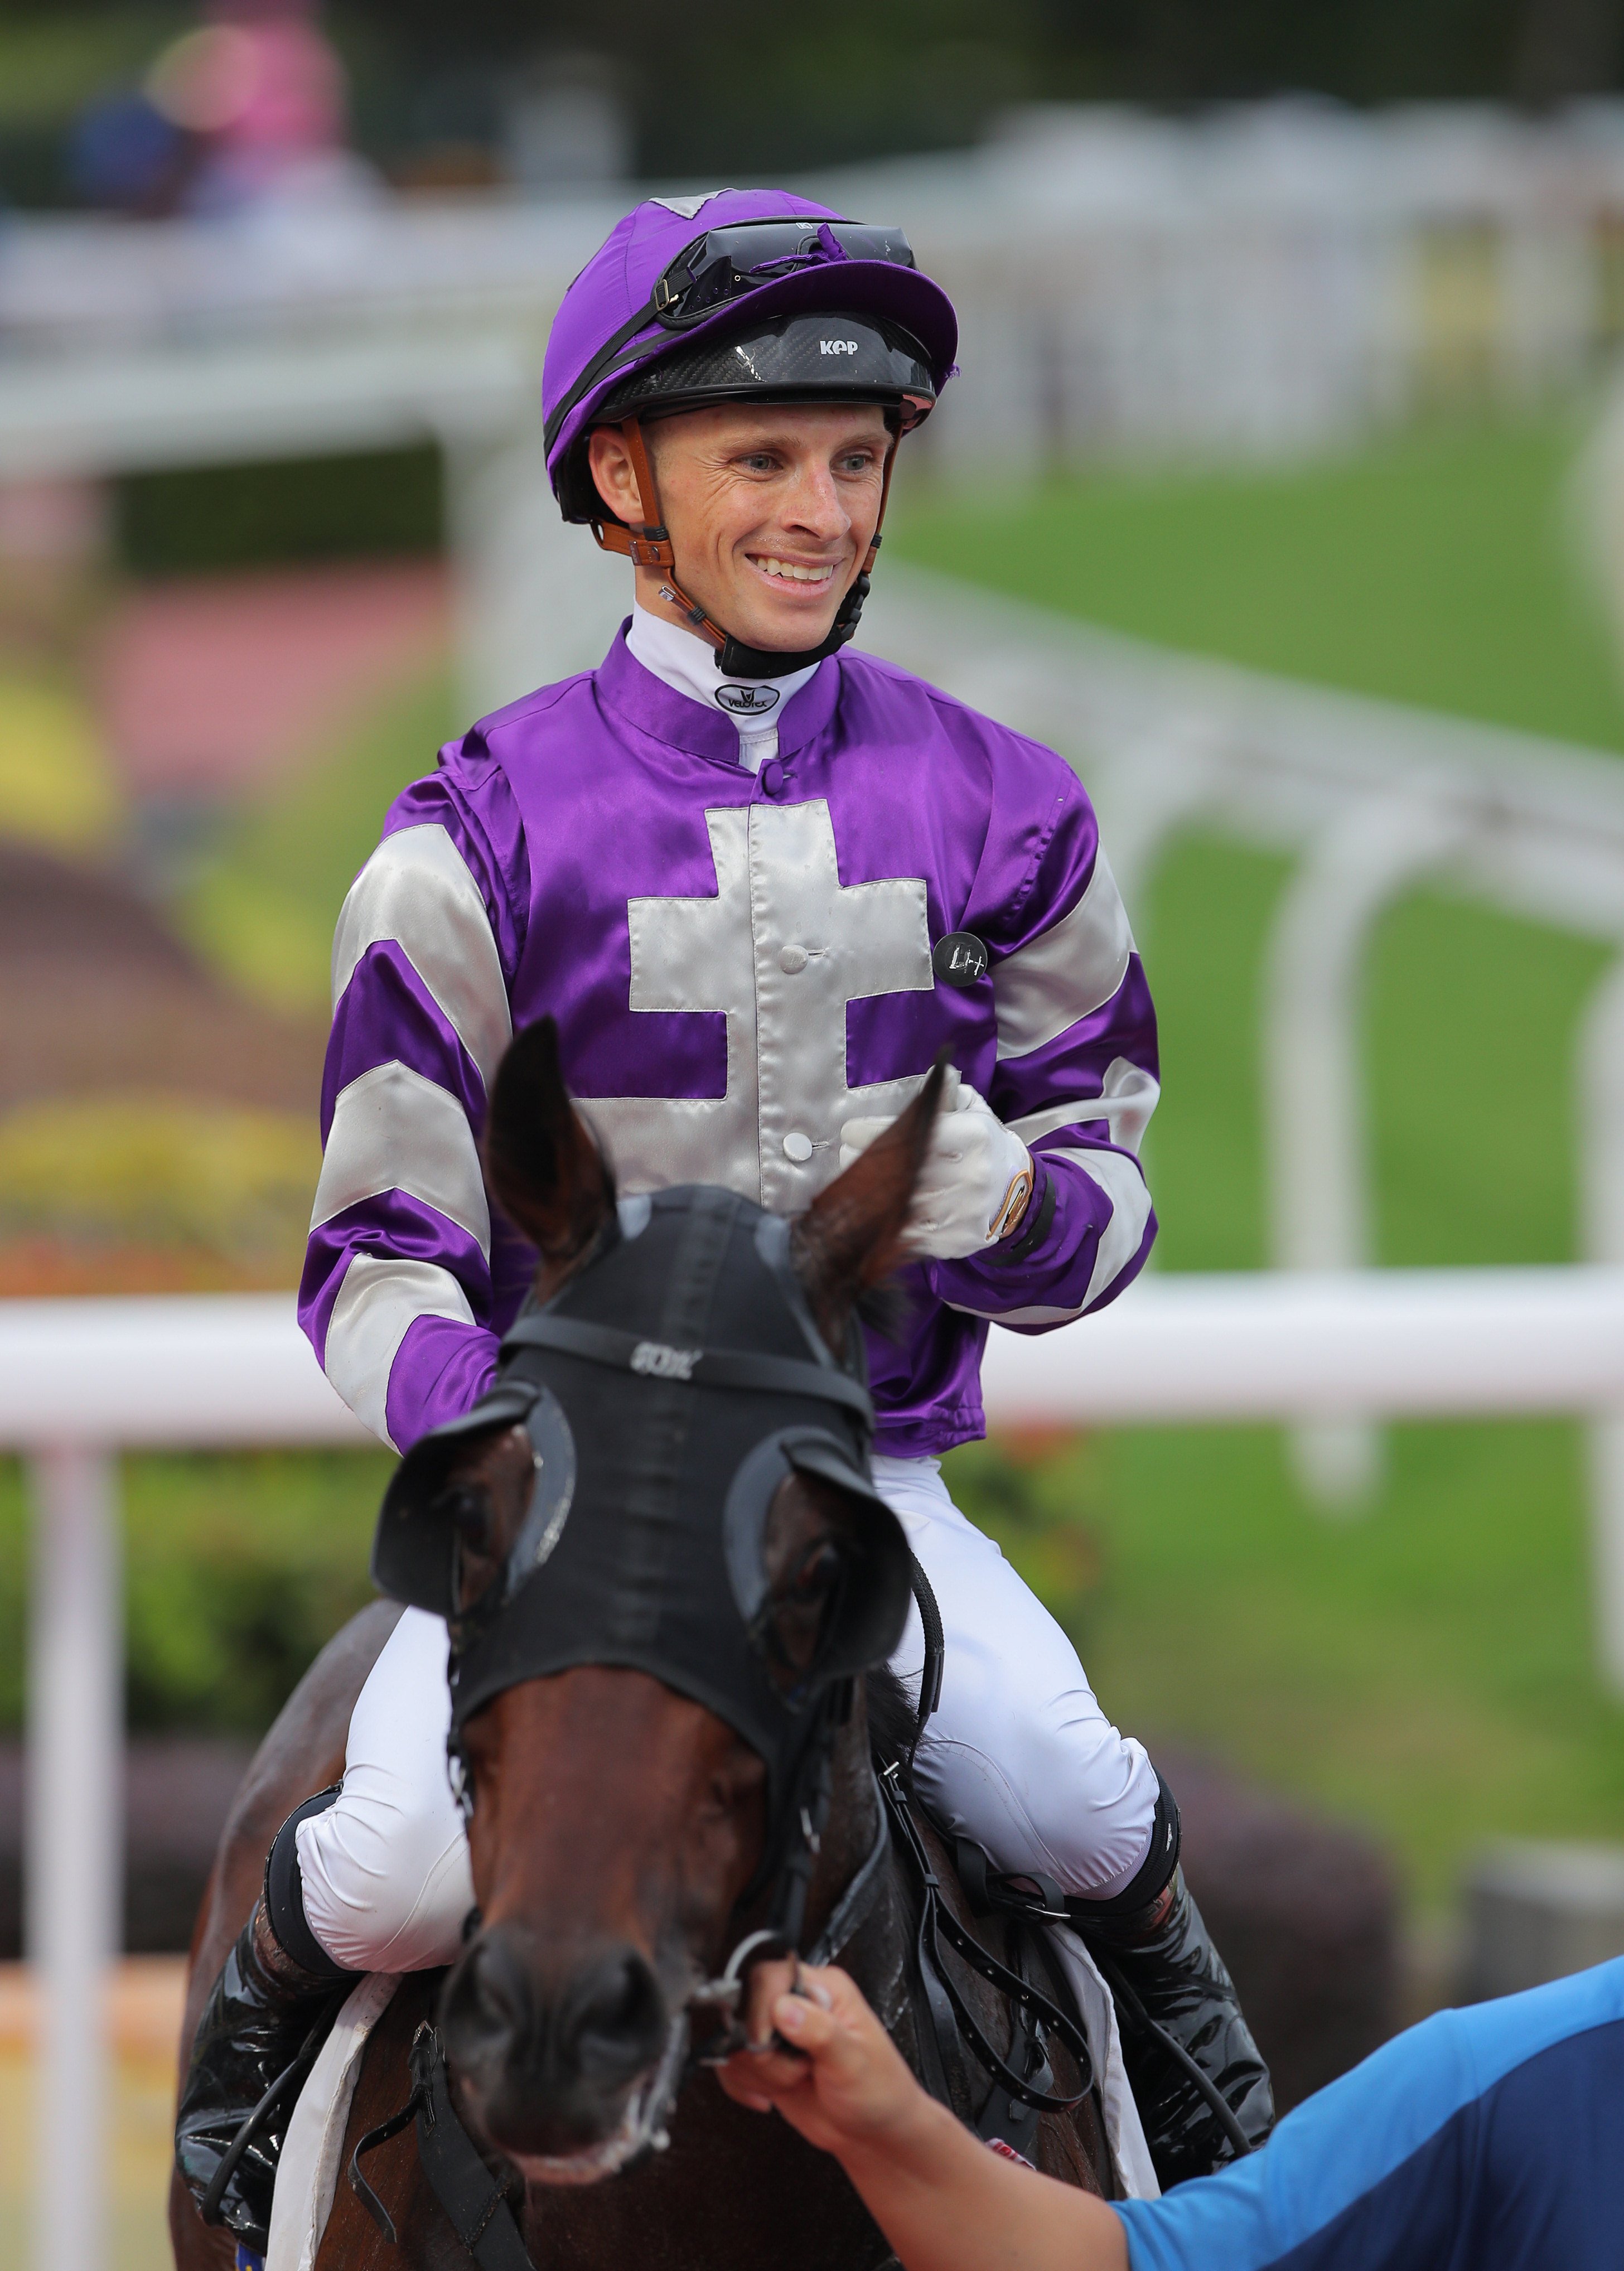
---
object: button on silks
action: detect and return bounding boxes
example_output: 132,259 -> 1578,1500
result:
782,1133 -> 814,1163
779,945 -> 809,974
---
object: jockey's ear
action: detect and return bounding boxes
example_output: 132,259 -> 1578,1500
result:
791,1053 -> 947,1355
484,1016 -> 615,1267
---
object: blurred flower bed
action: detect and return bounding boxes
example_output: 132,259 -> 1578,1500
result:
0,1094 -> 319,1293
0,444 -> 452,1303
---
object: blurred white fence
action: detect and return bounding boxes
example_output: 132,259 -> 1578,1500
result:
6,1273 -> 1624,2271
7,103 -> 1624,476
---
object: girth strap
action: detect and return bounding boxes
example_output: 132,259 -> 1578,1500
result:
499,1311 -> 875,1427
350,2023 -> 534,2271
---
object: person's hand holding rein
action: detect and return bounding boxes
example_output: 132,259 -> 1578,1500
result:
718,1961 -> 1129,2271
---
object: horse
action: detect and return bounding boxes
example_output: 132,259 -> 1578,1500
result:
171,1023 -> 1115,2271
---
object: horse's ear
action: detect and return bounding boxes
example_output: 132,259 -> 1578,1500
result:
790,1055 -> 948,1353
484,1016 -> 615,1264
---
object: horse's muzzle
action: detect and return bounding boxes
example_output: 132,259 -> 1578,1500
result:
439,1923 -> 670,2168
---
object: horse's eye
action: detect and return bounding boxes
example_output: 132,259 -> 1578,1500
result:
790,1540 -> 842,1605
436,1484 -> 495,1556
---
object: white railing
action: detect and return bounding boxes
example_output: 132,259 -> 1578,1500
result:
8,104 -> 1624,474
6,1275 -> 1624,2271
3,1299 -> 364,2271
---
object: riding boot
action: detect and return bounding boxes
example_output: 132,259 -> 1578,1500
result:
175,1790 -> 356,2254
1070,1777 -> 1274,2190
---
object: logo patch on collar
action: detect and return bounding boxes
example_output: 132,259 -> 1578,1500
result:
717,684 -> 780,716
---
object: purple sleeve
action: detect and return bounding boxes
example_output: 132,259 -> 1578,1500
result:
927,765 -> 1159,1332
296,741 -> 535,1451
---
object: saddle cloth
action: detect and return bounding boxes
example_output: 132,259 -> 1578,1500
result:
266,1972 -> 402,2271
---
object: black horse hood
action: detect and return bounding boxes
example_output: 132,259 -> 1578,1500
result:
374,1185 -> 914,1806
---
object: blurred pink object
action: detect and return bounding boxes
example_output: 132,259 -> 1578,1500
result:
96,560 -> 450,800
147,0 -> 347,200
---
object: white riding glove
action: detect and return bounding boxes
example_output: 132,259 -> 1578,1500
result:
839,1074 -> 1034,1260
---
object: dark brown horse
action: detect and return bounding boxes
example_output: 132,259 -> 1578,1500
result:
172,1035 -> 1113,2271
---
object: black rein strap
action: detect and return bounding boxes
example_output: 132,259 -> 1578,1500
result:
350,2023 -> 531,2271
908,1552 -> 945,1741
878,1761 -> 1094,2117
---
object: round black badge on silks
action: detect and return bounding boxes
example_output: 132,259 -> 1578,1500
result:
934,931 -> 989,988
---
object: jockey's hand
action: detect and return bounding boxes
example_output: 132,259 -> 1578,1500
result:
717,1961 -> 929,2158
840,1079 -> 1033,1259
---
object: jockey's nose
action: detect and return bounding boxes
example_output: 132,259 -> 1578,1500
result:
440,1925 -> 669,2154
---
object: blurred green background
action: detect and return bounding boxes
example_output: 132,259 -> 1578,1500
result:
3,404 -> 1623,1920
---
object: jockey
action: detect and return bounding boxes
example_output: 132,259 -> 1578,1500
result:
176,189 -> 1272,2251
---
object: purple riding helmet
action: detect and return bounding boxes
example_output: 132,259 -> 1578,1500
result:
542,187 -> 958,677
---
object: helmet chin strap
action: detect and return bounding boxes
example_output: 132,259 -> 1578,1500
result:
591,416 -> 897,682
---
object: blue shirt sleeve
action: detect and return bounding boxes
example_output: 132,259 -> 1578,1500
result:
1112,1959 -> 1624,2271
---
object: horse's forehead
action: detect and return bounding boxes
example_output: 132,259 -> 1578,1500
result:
481,1664 -> 746,1760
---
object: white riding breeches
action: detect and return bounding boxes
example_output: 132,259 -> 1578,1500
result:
295,1458 -> 1158,1973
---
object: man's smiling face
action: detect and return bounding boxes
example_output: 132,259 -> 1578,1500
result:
588,402 -> 893,655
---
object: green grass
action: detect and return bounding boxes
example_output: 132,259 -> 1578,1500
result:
939,838 -> 1621,1914
902,409 -> 1624,1913
944,1422 -> 1622,1914
893,409 -> 1624,750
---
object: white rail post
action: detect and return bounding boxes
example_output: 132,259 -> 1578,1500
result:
1090,718 -> 1222,929
26,1445 -> 122,2271
1581,954 -> 1624,1694
1263,798 -> 1462,1509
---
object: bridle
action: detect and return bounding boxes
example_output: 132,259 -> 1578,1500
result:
347,1764 -> 900,2249
516,1752 -> 901,2185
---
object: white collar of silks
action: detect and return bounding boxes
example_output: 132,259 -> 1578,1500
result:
626,604 -> 820,769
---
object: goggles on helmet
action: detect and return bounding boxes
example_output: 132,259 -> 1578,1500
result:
649,219 -> 917,328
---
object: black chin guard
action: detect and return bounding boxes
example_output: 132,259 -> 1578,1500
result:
374,1187 -> 912,1830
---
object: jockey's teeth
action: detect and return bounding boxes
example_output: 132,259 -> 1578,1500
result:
756,558 -> 834,583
